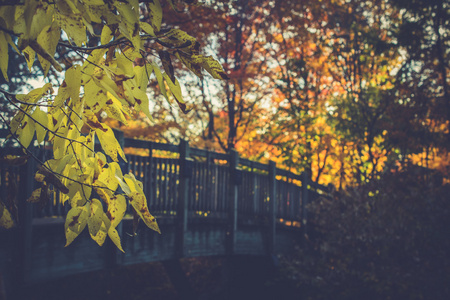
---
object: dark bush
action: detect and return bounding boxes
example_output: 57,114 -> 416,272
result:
281,165 -> 450,300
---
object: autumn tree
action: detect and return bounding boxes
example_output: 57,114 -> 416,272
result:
387,0 -> 450,170
0,0 -> 226,250
161,0 -> 276,152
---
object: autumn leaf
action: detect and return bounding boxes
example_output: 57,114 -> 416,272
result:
65,204 -> 89,247
129,191 -> 160,234
0,201 -> 15,229
95,125 -> 126,163
0,155 -> 28,166
0,31 -> 9,81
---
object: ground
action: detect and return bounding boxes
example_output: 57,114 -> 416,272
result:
16,256 -> 299,300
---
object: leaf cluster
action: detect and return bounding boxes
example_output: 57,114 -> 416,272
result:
0,0 -> 226,250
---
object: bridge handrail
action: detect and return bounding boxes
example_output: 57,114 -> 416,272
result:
1,129 -> 333,287
122,137 -> 329,193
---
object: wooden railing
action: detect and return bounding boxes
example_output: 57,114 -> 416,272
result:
0,129 -> 329,287
0,128 -> 329,229
0,131 -> 329,221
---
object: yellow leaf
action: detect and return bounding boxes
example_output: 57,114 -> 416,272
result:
123,174 -> 138,193
96,152 -> 107,167
202,56 -> 229,80
95,125 -> 126,162
27,188 -> 41,203
31,108 -> 48,143
108,227 -> 125,253
65,204 -> 89,247
5,33 -> 19,54
0,31 -> 9,81
18,115 -> 35,149
163,73 -> 183,103
103,93 -> 129,125
54,153 -> 74,175
37,22 -> 61,76
96,220 -> 110,244
115,54 -> 135,77
111,162 -> 131,195
27,1 -> 53,41
53,125 -> 68,159
140,21 -> 155,37
0,201 -> 14,229
129,191 -> 160,234
89,201 -> 111,247
84,109 -> 106,131
163,73 -> 190,113
100,25 -> 113,45
97,164 -> 119,192
147,0 -> 162,32
50,84 -> 70,113
93,71 -> 122,102
22,46 -> 35,71
88,198 -> 104,237
107,194 -> 126,228
175,51 -> 202,78
114,0 -> 139,24
164,28 -> 196,49
0,6 -> 16,30
95,187 -> 111,205
35,172 -> 45,182
81,49 -> 107,76
28,40 -> 63,72
55,8 -> 86,47
152,63 -> 168,101
0,155 -> 28,166
83,0 -> 105,5
12,5 -> 26,36
16,83 -> 53,104
66,65 -> 82,103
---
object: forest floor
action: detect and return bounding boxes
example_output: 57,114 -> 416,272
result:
17,256 -> 302,300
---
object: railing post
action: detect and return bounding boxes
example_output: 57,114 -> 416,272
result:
251,162 -> 258,214
301,170 -> 310,241
177,139 -> 190,258
227,150 -> 239,255
17,148 -> 35,284
268,161 -> 276,255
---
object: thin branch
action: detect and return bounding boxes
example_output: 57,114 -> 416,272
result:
2,94 -> 94,153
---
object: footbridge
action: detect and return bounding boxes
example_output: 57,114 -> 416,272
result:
0,130 -> 328,294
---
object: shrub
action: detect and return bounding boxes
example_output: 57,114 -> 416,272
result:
282,165 -> 450,299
